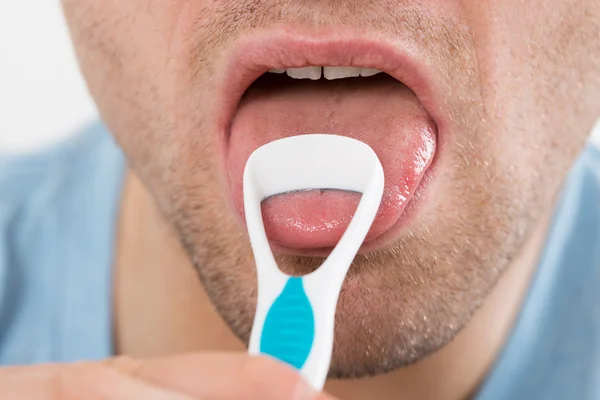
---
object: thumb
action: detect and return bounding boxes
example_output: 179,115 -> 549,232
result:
127,352 -> 338,400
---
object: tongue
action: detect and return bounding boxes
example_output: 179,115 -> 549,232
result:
227,75 -> 436,250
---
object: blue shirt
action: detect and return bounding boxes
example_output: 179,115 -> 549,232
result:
0,122 -> 599,399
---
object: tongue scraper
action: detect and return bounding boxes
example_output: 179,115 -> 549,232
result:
244,134 -> 384,391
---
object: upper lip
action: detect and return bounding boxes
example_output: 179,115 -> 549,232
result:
213,26 -> 447,140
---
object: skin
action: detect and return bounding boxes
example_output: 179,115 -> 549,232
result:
3,0 -> 599,398
0,354 -> 332,399
109,171 -> 548,399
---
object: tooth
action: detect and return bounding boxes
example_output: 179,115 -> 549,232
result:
286,67 -> 322,80
360,68 -> 383,77
323,66 -> 361,80
268,69 -> 286,74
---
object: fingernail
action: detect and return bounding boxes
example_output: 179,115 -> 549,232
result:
293,379 -> 319,400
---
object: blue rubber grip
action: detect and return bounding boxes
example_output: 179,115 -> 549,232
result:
260,277 -> 315,370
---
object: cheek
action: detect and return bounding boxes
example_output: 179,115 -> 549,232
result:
61,0 -> 168,132
61,0 -> 205,113
61,0 -> 218,172
62,0 -> 177,102
461,0 -> 594,179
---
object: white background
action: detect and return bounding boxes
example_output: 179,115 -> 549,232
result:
0,2 -> 598,154
0,1 -> 98,153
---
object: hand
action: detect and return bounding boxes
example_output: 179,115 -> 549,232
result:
0,352 -> 337,399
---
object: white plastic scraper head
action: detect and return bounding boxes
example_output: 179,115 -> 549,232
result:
244,134 -> 384,391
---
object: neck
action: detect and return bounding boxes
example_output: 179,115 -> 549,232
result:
114,171 -> 547,400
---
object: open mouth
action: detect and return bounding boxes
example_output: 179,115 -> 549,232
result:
219,33 -> 441,255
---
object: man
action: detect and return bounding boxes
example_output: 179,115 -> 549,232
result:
0,0 -> 599,398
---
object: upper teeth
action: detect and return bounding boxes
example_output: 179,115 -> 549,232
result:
268,67 -> 383,80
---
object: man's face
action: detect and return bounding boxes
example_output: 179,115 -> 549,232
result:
62,0 -> 599,377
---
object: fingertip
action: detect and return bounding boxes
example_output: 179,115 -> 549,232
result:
254,357 -> 335,400
293,379 -> 340,400
293,378 -> 319,400
243,355 -> 323,400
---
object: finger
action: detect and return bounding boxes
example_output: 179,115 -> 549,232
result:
134,352 -> 335,400
61,362 -> 199,400
0,361 -> 197,400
